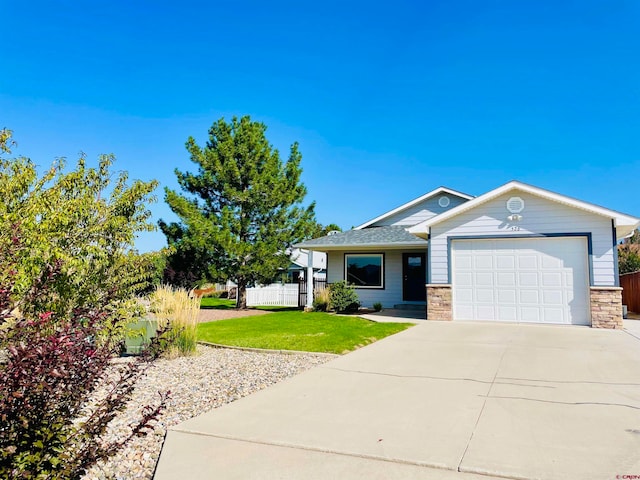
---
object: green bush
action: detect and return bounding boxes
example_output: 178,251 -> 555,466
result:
328,281 -> 360,313
373,302 -> 383,312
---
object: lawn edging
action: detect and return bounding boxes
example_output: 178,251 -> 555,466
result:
197,340 -> 340,357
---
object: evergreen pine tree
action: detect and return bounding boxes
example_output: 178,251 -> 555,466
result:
160,116 -> 317,308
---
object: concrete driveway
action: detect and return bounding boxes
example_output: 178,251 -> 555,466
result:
154,321 -> 640,480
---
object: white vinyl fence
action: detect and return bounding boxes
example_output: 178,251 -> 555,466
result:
246,283 -> 299,307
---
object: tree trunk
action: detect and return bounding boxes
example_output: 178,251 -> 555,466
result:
236,279 -> 247,309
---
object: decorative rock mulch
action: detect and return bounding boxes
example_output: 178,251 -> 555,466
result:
82,345 -> 333,480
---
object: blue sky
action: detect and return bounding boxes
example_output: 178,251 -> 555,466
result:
3,1 -> 640,252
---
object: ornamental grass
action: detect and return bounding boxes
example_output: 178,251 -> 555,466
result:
150,285 -> 199,357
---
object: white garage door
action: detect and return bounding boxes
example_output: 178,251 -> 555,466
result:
452,237 -> 590,325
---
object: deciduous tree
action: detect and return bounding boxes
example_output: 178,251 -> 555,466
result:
0,131 -> 159,324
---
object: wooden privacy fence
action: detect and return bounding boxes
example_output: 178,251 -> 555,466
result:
620,271 -> 640,313
246,283 -> 299,307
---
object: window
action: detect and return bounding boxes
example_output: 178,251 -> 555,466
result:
344,253 -> 384,289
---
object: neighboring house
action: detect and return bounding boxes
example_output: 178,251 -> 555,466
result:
296,182 -> 640,328
286,248 -> 327,282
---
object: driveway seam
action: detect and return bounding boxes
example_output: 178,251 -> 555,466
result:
623,328 -> 640,342
457,344 -> 509,473
166,429 -> 523,479
321,366 -> 494,384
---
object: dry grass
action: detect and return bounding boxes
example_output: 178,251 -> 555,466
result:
150,285 -> 199,357
312,287 -> 330,311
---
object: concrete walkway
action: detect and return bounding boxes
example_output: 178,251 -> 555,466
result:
155,321 -> 640,480
359,308 -> 425,323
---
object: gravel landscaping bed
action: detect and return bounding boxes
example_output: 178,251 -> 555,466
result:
82,344 -> 333,480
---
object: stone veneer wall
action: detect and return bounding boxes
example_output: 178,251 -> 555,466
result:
426,284 -> 452,321
590,287 -> 623,329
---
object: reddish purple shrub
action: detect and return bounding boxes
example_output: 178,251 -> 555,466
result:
0,234 -> 168,479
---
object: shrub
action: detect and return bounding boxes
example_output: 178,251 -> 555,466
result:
312,288 -> 330,312
150,285 -> 199,357
0,238 -> 167,479
619,246 -> 640,274
373,302 -> 383,312
328,281 -> 360,313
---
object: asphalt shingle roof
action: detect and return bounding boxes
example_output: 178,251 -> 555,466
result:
295,226 -> 427,249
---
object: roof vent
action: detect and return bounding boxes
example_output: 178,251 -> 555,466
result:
438,196 -> 450,208
506,196 -> 525,213
327,230 -> 340,236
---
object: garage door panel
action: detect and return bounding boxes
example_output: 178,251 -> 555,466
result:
564,273 -> 574,287
498,306 -> 517,322
542,290 -> 563,305
518,272 -> 538,287
497,272 -> 516,286
520,307 -> 541,322
474,255 -> 493,269
542,307 -> 564,323
541,255 -> 563,269
541,272 -> 562,287
452,237 -> 590,325
519,290 -> 539,303
475,272 -> 493,286
456,273 -> 473,286
476,289 -> 494,303
456,288 -> 473,303
456,256 -> 472,269
477,305 -> 496,319
497,289 -> 516,304
518,255 -> 538,269
496,255 -> 515,269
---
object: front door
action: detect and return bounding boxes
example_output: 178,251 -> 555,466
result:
403,253 -> 426,301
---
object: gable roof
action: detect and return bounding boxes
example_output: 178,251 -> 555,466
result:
407,180 -> 640,239
295,226 -> 428,251
354,186 -> 474,230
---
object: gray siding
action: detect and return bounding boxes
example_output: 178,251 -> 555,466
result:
327,249 -> 426,307
371,194 -> 468,227
429,192 -> 616,286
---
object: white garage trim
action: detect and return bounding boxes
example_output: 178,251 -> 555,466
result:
451,236 -> 591,325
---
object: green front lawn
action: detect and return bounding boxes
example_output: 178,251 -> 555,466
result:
197,311 -> 413,354
200,297 -> 237,309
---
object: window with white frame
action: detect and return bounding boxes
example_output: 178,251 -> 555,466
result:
344,253 -> 384,288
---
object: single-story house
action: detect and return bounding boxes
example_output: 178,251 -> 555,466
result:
296,181 -> 640,328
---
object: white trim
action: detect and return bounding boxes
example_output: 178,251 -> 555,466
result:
354,187 -> 474,230
297,242 -> 427,252
408,180 -> 640,239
